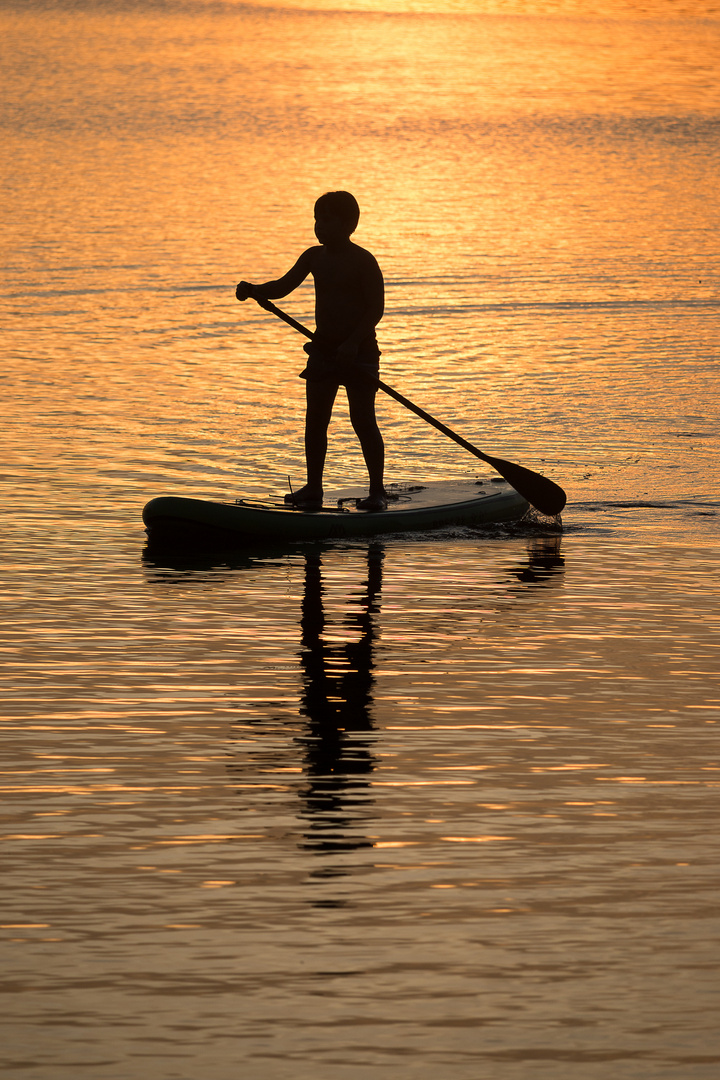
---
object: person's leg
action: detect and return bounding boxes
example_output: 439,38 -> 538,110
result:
295,380 -> 338,502
347,381 -> 386,506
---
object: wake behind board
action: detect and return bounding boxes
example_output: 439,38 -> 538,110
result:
142,478 -> 529,551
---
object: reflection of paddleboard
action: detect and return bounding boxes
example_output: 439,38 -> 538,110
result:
142,479 -> 529,550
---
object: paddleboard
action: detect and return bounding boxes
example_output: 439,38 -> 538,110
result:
142,478 -> 529,550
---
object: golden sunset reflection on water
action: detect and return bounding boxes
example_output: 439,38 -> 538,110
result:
3,0 -> 720,1077
225,0 -> 718,14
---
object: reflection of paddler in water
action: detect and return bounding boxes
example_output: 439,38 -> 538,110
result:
508,535 -> 564,585
297,544 -> 382,850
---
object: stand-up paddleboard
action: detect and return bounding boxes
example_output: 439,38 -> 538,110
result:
143,479 -> 529,550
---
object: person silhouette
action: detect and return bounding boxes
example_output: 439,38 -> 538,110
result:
236,191 -> 387,511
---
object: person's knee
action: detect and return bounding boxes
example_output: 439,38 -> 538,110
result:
306,401 -> 335,431
354,424 -> 383,453
350,410 -> 377,435
349,397 -> 376,427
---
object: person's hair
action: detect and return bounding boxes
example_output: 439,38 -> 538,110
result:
314,190 -> 360,233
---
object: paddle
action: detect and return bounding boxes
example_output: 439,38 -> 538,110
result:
246,294 -> 567,516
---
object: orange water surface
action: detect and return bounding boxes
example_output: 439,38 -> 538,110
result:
2,1 -> 719,1077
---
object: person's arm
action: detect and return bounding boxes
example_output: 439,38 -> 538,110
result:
236,248 -> 315,303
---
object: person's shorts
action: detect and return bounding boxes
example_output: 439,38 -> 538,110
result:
300,338 -> 380,386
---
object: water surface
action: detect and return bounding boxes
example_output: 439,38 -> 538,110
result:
2,1 -> 719,1077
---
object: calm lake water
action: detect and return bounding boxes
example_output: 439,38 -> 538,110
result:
2,1 -> 719,1077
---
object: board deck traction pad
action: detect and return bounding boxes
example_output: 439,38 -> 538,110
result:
238,478 -> 510,515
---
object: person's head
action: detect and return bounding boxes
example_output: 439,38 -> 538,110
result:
314,190 -> 360,245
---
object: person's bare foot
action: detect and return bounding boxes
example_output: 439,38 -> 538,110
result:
356,492 -> 388,512
284,485 -> 323,510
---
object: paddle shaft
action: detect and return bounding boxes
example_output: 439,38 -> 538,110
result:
247,295 -> 567,515
252,296 -> 495,458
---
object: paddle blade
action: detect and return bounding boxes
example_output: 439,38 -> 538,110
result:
483,455 -> 567,516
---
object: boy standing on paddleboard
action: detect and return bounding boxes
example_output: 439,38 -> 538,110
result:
235,190 -> 387,511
